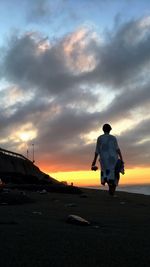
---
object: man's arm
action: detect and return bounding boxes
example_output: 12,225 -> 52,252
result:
91,137 -> 99,169
115,137 -> 123,162
117,148 -> 123,161
91,152 -> 98,166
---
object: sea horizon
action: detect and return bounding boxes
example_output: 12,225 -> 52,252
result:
82,183 -> 150,196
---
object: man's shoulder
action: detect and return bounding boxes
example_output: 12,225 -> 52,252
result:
109,134 -> 116,139
98,134 -> 116,138
97,134 -> 117,140
109,135 -> 118,145
97,134 -> 104,140
96,135 -> 102,144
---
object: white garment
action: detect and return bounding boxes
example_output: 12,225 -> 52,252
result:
95,133 -> 119,185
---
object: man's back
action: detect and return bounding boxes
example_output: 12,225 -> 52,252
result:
96,134 -> 119,170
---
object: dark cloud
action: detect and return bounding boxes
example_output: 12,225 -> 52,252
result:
26,0 -> 51,23
83,19 -> 150,88
34,108 -> 100,171
118,118 -> 150,168
0,31 -> 90,94
37,108 -> 100,145
98,84 -> 150,123
25,0 -> 80,29
3,33 -> 83,96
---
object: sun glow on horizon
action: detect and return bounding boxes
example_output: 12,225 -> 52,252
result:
48,167 -> 150,187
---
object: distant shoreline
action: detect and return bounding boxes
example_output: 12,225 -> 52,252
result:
81,184 -> 150,196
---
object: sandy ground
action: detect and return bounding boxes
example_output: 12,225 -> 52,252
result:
0,188 -> 150,267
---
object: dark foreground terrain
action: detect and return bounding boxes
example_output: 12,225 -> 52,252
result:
0,187 -> 150,267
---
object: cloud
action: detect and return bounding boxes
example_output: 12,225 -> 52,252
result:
25,0 -> 81,27
26,0 -> 51,23
118,118 -> 150,168
2,27 -> 99,100
98,84 -> 150,124
2,32 -> 78,95
0,16 -> 150,171
34,108 -> 100,170
83,17 -> 150,89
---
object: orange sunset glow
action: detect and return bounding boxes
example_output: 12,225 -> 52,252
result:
47,168 -> 150,187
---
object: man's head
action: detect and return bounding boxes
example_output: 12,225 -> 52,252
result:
102,123 -> 112,133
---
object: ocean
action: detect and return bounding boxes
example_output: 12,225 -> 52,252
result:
85,184 -> 150,196
117,184 -> 150,195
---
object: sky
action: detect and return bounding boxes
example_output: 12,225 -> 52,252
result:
0,0 -> 150,186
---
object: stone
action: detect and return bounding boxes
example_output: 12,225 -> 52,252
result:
40,189 -> 47,194
66,214 -> 90,226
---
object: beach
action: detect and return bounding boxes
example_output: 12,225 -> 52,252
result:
0,188 -> 150,267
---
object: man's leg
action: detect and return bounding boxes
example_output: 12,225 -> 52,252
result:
108,181 -> 116,195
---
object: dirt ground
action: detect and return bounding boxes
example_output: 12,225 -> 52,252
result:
0,188 -> 150,267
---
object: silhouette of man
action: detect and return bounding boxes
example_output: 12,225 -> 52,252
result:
91,124 -> 124,195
